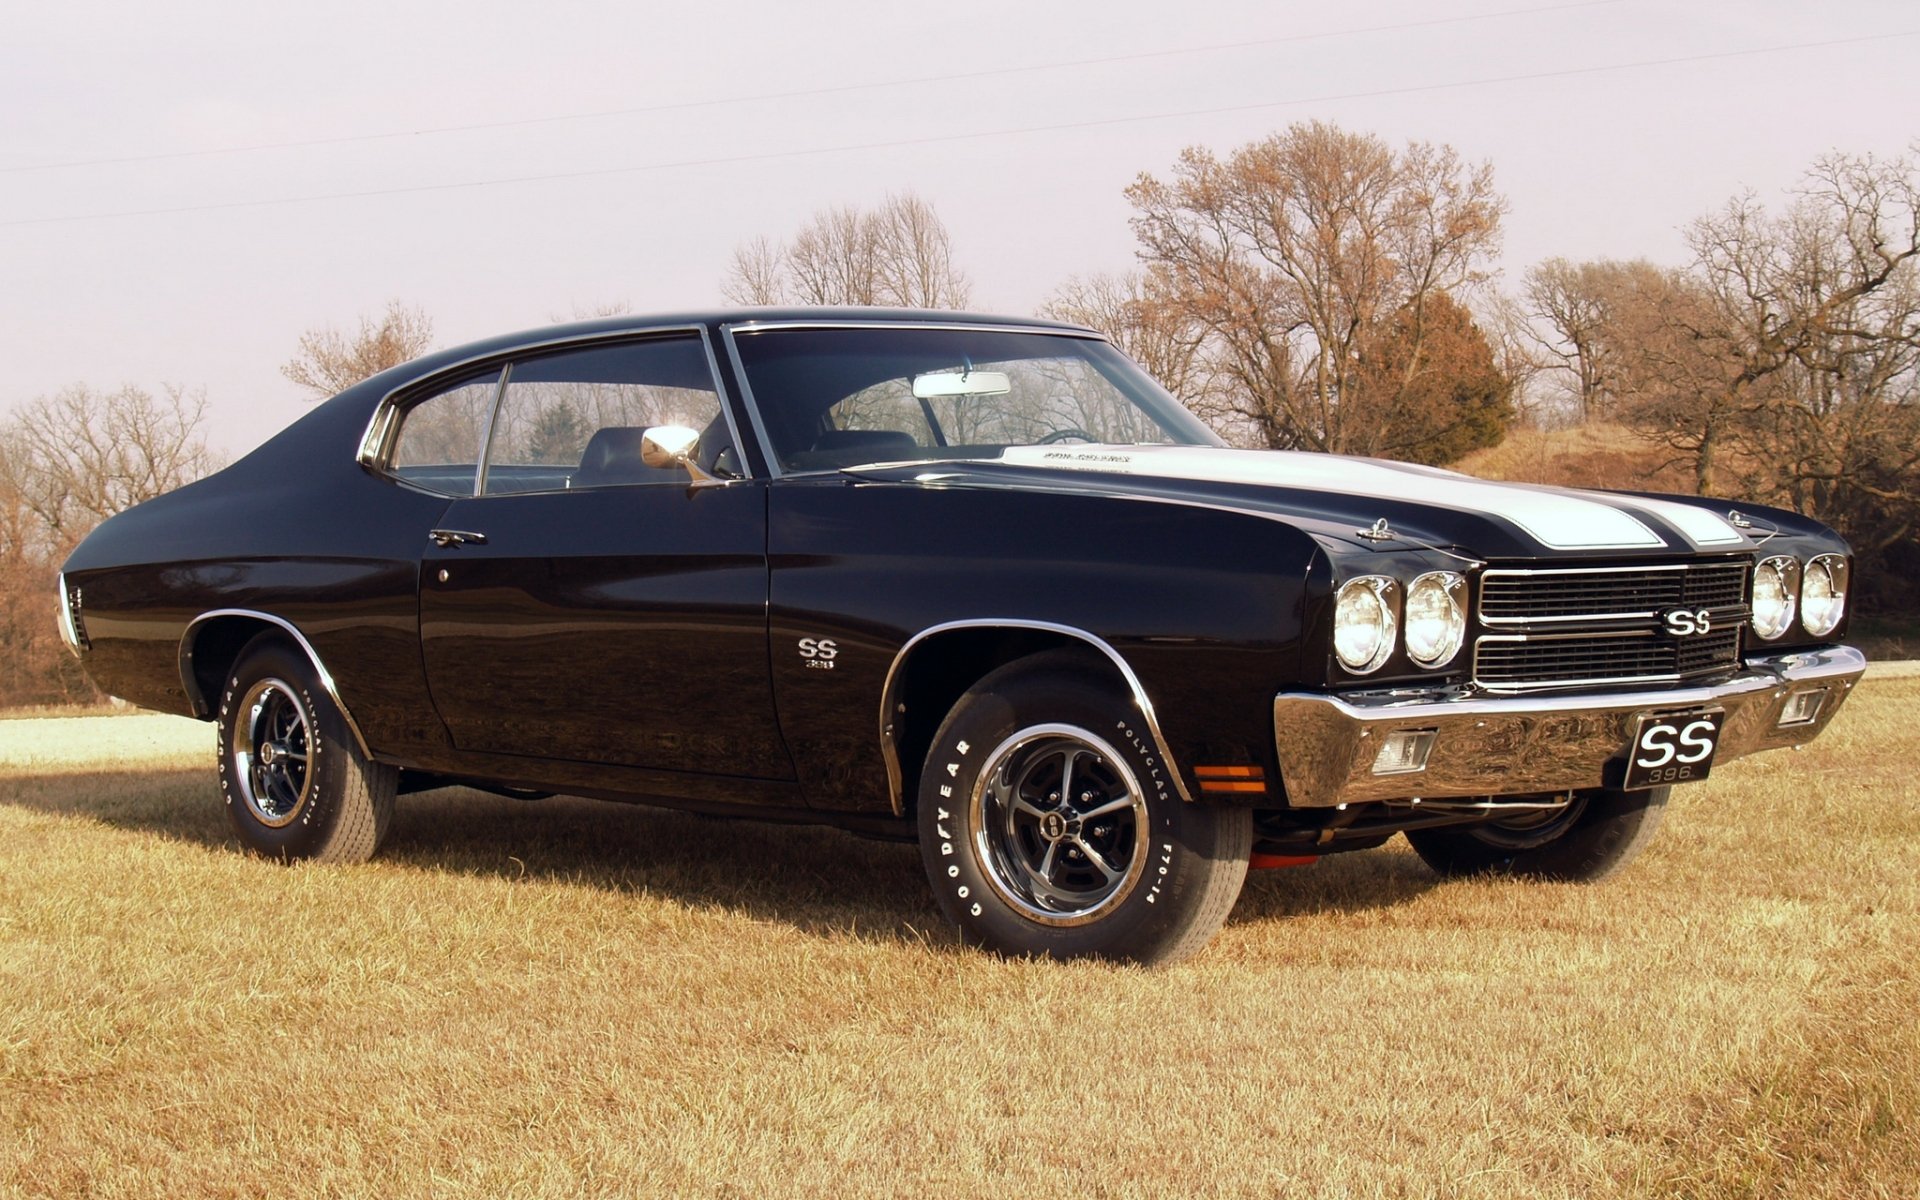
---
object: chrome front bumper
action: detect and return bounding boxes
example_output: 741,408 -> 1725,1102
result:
1271,645 -> 1867,809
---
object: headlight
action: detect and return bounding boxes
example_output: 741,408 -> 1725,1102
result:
1334,576 -> 1398,674
1750,556 -> 1799,640
1800,554 -> 1847,637
1404,571 -> 1466,667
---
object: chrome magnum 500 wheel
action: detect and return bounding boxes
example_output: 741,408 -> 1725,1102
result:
217,634 -> 397,862
970,723 -> 1150,925
918,656 -> 1251,964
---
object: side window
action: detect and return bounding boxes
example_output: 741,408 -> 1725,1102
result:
482,337 -> 729,494
388,370 -> 501,497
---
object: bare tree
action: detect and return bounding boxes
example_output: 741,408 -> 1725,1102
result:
1039,271 -> 1208,404
0,383 -> 220,705
722,194 -> 972,308
1522,258 -> 1677,423
1471,290 -> 1554,427
281,300 -> 434,399
1,384 -> 222,550
1126,122 -> 1507,455
551,299 -> 635,322
1620,151 -> 1920,511
723,236 -> 787,306
1685,152 -> 1920,549
868,194 -> 971,309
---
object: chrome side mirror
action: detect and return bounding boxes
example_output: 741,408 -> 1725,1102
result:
640,425 -> 717,484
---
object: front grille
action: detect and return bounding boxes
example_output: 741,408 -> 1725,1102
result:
1677,627 -> 1743,674
1475,628 -> 1741,689
1480,562 -> 1748,623
1471,560 -> 1748,691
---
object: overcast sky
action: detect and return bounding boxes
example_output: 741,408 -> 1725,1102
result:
4,0 -> 1915,456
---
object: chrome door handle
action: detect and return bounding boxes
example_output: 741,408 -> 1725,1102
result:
428,529 -> 488,548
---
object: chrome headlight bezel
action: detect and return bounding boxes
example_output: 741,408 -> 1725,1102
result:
1334,575 -> 1399,675
1800,554 -> 1848,638
1403,571 -> 1467,668
1750,555 -> 1800,641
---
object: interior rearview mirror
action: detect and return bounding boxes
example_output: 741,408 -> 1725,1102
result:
912,369 -> 1011,400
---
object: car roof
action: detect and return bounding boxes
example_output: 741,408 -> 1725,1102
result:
432,306 -> 1096,367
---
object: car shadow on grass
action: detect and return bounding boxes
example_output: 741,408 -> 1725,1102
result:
1,768 -> 1441,947
1231,849 -> 1442,923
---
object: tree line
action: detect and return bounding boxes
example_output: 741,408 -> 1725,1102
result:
724,125 -> 1917,597
3,121 -> 1914,706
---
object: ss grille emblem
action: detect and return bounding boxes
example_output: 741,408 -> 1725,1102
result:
1663,608 -> 1713,637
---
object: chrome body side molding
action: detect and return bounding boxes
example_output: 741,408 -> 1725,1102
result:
877,618 -> 1196,817
178,609 -> 375,759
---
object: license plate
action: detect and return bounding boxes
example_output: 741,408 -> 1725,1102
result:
1624,709 -> 1724,790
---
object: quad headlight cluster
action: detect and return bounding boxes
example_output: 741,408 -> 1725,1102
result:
1751,553 -> 1848,641
1334,571 -> 1466,674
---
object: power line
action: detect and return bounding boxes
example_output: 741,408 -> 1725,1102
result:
0,0 -> 1623,175
4,30 -> 1912,230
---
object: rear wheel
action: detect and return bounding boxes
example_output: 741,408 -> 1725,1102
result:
1404,786 -> 1670,881
217,635 -> 397,862
918,658 -> 1251,965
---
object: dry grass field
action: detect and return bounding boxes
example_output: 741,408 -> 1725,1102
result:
2,684 -> 1916,1199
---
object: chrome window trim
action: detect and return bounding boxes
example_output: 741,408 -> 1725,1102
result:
472,361 -> 513,497
357,324 -> 753,488
719,326 -> 784,481
177,609 -> 374,760
724,318 -> 1106,339
876,618 -> 1195,817
720,320 -> 1115,480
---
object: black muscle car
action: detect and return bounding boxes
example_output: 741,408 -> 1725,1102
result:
59,309 -> 1866,963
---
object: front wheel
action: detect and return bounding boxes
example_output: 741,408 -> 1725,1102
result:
1404,785 -> 1670,882
217,634 -> 398,862
917,659 -> 1251,965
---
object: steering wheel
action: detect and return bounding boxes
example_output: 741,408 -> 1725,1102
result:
1037,428 -> 1098,445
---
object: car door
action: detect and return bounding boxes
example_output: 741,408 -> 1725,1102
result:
414,330 -> 793,780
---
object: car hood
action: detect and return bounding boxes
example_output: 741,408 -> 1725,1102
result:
852,444 -> 1761,560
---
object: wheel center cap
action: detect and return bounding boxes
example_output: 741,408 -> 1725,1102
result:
1039,811 -> 1068,841
259,741 -> 281,766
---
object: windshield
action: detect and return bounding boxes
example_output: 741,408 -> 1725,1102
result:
729,326 -> 1222,472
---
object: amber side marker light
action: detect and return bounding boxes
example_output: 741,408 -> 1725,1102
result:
1195,764 -> 1267,795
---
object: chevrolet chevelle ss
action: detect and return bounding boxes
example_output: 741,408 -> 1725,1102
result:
60,309 -> 1865,963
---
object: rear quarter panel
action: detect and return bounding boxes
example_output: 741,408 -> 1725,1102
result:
61,388 -> 456,759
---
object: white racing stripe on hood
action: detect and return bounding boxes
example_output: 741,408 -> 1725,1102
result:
1588,492 -> 1746,546
998,445 -> 1671,551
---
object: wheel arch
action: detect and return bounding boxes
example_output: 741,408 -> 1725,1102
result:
178,609 -> 374,758
878,619 -> 1194,817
